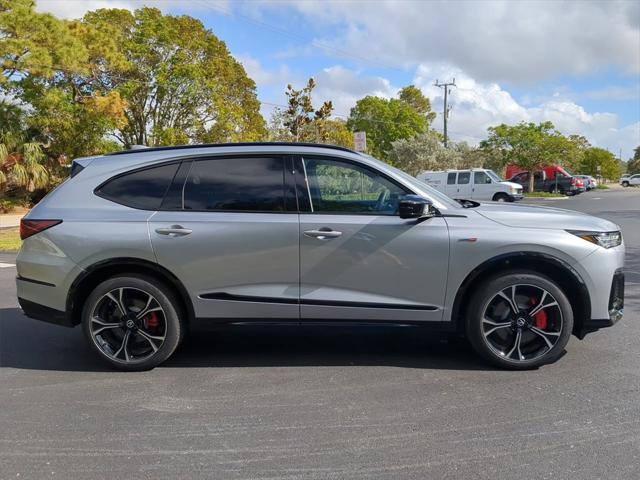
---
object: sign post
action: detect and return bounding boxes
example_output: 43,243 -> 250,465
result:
353,131 -> 367,152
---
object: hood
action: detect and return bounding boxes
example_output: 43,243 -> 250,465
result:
474,202 -> 619,232
501,181 -> 523,190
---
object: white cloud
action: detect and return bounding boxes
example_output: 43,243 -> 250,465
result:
254,0 -> 640,85
236,54 -> 293,88
584,85 -> 640,102
313,66 -> 398,116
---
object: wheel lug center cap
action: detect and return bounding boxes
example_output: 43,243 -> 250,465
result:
125,318 -> 136,329
516,317 -> 527,327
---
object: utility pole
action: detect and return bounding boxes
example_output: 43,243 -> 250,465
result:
434,78 -> 456,148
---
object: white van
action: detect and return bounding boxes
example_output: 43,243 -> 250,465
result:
417,169 -> 523,202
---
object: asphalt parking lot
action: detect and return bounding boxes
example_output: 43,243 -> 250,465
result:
1,187 -> 639,479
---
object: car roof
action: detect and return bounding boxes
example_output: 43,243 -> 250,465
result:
105,142 -> 356,157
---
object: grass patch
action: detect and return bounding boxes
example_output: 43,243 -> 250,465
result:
596,184 -> 609,190
0,227 -> 21,252
523,192 -> 565,198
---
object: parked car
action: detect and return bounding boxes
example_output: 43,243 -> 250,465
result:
508,170 -> 580,195
17,143 -> 625,371
621,174 -> 640,187
575,175 -> 597,191
506,165 -> 583,194
417,168 -> 523,202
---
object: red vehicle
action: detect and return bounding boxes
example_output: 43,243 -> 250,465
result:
505,165 -> 584,194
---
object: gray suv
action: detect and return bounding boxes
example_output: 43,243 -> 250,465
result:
16,143 -> 625,370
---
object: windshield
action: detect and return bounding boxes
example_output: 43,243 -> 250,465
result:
486,170 -> 503,182
359,154 -> 461,209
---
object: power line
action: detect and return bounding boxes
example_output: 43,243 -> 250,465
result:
433,78 -> 456,148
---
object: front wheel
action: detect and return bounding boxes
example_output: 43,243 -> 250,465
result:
81,275 -> 184,371
492,193 -> 511,202
465,272 -> 573,369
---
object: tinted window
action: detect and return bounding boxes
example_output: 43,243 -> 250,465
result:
302,157 -> 408,215
97,163 -> 179,210
514,173 -> 528,182
447,172 -> 456,185
183,157 -> 285,211
457,172 -> 470,184
160,161 -> 192,210
474,171 -> 490,184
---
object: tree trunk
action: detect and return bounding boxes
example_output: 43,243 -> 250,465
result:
528,170 -> 535,193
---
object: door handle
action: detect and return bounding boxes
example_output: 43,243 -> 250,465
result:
155,225 -> 192,237
304,228 -> 342,240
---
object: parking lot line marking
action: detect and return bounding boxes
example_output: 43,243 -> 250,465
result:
0,262 -> 15,268
592,197 -> 601,200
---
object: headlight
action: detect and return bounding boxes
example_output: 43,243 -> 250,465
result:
510,187 -> 519,194
567,230 -> 622,249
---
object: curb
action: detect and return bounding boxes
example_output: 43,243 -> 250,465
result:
522,196 -> 568,201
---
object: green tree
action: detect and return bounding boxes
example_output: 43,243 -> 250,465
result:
580,147 -> 619,180
81,7 -> 266,147
281,78 -> 332,141
268,78 -> 350,146
398,85 -> 436,123
1,0 -> 128,159
480,121 -> 569,192
628,146 -> 640,174
347,87 -> 434,160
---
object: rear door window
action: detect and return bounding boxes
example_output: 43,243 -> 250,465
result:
96,162 -> 180,210
183,157 -> 285,212
457,172 -> 470,184
447,172 -> 456,184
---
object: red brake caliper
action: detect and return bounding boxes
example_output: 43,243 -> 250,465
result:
144,311 -> 160,331
528,297 -> 548,330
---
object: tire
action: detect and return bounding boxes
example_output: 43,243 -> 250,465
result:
622,181 -> 629,187
493,193 -> 510,202
81,275 -> 184,371
465,271 -> 573,370
548,185 -> 564,195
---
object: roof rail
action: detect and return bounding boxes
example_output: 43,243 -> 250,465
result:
105,142 -> 357,156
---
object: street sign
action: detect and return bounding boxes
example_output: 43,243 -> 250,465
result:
353,131 -> 367,152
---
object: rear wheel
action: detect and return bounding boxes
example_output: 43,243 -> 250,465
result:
548,185 -> 564,195
622,181 -> 629,187
465,272 -> 573,369
82,275 -> 183,371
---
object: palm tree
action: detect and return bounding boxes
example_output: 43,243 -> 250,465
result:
0,130 -> 49,193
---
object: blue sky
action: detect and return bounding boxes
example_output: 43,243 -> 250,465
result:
39,0 -> 640,158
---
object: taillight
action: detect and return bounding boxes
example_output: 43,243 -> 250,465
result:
571,177 -> 577,186
20,219 -> 62,240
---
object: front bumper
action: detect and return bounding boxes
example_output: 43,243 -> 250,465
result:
509,194 -> 524,201
578,269 -> 624,338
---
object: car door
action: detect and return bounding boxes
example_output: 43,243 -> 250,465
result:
149,156 -> 300,320
471,170 -> 493,200
297,156 -> 450,322
444,171 -> 458,197
454,171 -> 472,198
632,174 -> 640,186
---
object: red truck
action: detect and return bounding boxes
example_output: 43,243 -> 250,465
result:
506,165 -> 584,195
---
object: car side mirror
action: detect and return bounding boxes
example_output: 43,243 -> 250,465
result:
399,195 -> 436,219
